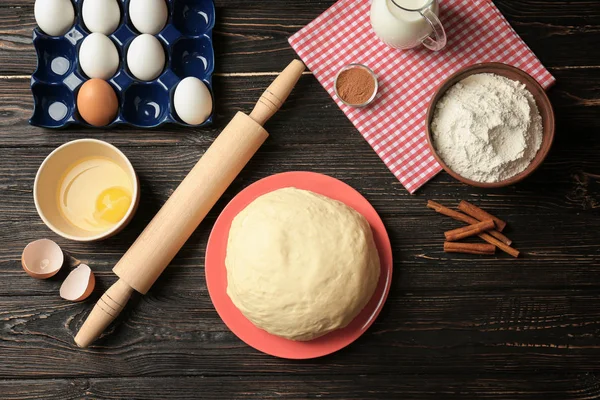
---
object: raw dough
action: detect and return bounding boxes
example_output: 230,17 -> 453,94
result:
226,187 -> 380,341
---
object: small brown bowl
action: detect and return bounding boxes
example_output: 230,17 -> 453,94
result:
425,62 -> 555,188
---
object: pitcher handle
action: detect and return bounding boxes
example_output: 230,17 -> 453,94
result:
420,8 -> 447,51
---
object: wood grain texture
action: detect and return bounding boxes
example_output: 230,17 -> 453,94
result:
3,291 -> 600,378
2,374 -> 600,400
1,0 -> 600,399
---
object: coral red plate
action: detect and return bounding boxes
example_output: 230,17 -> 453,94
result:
205,172 -> 393,359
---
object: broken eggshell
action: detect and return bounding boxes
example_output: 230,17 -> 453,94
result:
21,238 -> 64,279
60,264 -> 96,302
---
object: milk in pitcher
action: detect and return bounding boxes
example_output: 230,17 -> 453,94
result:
370,0 -> 441,50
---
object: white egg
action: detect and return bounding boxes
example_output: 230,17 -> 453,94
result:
34,0 -> 75,36
79,33 -> 120,79
129,0 -> 168,35
127,34 -> 166,81
174,77 -> 213,125
82,0 -> 121,35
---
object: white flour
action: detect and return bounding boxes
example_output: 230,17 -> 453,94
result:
431,73 -> 543,183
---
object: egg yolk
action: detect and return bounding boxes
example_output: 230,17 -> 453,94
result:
94,187 -> 132,224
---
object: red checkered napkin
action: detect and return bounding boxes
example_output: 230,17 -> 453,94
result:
289,0 -> 555,193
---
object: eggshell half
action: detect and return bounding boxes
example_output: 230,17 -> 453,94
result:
60,264 -> 96,302
21,239 -> 64,279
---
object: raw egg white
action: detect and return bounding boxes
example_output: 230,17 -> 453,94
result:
79,33 -> 120,80
82,0 -> 121,35
130,0 -> 168,35
174,77 -> 213,125
57,156 -> 133,231
34,0 -> 75,36
127,34 -> 166,81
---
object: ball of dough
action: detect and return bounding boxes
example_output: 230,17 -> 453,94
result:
226,188 -> 380,341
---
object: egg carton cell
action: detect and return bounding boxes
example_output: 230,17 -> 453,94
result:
32,34 -> 78,83
30,0 -> 215,129
171,36 -> 214,80
121,82 -> 171,128
30,82 -> 76,128
173,0 -> 215,36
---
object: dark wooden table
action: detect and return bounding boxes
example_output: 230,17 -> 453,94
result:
1,1 -> 600,399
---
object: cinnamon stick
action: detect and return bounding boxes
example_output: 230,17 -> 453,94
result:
445,219 -> 495,242
444,242 -> 496,255
427,201 -> 512,246
428,201 -> 520,257
458,201 -> 507,232
478,233 -> 521,258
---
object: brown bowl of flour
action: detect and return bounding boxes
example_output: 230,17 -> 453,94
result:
426,63 -> 555,188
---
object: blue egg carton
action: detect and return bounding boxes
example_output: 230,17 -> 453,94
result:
30,0 -> 215,129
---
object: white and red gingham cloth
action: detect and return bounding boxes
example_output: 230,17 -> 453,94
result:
289,0 -> 555,193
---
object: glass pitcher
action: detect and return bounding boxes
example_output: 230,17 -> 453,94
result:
370,0 -> 447,51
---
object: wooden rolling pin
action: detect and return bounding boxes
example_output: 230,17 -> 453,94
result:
75,60 -> 306,348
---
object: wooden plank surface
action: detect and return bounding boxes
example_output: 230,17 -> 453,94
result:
1,0 -> 599,399
3,374 -> 600,400
3,291 -> 600,377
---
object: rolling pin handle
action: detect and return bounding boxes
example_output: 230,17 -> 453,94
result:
74,279 -> 134,348
249,59 -> 306,126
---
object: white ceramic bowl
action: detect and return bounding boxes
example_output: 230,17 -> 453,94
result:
34,139 -> 140,242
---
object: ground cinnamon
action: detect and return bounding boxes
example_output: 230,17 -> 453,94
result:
336,67 -> 376,105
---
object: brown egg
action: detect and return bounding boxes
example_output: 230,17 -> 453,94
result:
77,79 -> 119,127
